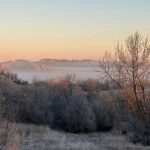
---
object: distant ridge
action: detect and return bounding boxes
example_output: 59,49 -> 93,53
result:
0,59 -> 99,73
37,59 -> 98,68
39,58 -> 97,62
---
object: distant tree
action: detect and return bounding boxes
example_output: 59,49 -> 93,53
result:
99,32 -> 150,128
80,79 -> 100,99
59,74 -> 78,97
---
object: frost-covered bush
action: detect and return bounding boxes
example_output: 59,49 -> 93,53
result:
19,84 -> 53,126
50,82 -> 96,132
92,97 -> 115,131
62,89 -> 96,132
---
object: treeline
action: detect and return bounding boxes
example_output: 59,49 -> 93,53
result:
0,74 -> 118,132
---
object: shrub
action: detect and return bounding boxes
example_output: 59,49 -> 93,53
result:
92,97 -> 115,131
62,89 -> 96,132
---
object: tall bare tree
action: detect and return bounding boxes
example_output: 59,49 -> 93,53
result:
99,32 -> 150,128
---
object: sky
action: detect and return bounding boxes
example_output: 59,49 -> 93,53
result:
0,0 -> 150,61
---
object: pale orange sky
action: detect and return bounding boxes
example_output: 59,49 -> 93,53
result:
0,0 -> 150,61
0,33 -> 116,61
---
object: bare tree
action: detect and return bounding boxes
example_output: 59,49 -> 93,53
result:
99,32 -> 150,128
59,74 -> 78,96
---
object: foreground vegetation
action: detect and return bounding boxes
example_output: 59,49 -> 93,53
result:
0,71 -> 149,149
1,123 -> 150,150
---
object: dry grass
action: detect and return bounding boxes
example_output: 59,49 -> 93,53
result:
0,122 -> 21,150
11,124 -> 149,150
0,123 -> 149,150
